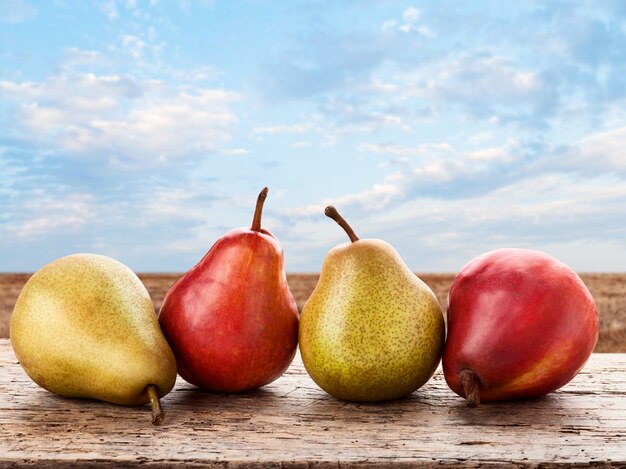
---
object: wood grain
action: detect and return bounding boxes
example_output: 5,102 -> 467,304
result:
1,339 -> 625,467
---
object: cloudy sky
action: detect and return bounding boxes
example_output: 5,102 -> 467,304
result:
1,0 -> 626,273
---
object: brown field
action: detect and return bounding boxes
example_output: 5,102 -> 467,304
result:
1,273 -> 624,352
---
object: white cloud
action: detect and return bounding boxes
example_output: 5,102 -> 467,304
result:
331,182 -> 404,210
2,70 -> 242,170
359,139 -> 518,179
358,142 -> 453,157
0,80 -> 41,100
278,107 -> 626,270
349,125 -> 626,229
285,180 -> 405,218
403,7 -> 420,22
0,0 -> 36,23
290,138 -> 524,224
381,20 -> 397,32
366,78 -> 398,94
143,187 -> 201,222
84,89 -> 237,162
121,34 -> 147,59
1,73 -> 140,102
416,26 -> 435,39
100,0 -> 118,20
60,48 -> 107,68
4,2 -> 626,272
5,191 -> 95,239
467,131 -> 494,145
383,6 -> 433,38
395,53 -> 546,123
221,148 -> 250,156
434,55 -> 542,100
464,145 -> 515,163
318,106 -> 414,138
252,123 -> 312,135
281,168 -> 626,271
575,124 -> 626,171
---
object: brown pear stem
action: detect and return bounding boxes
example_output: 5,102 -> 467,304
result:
147,385 -> 164,426
251,187 -> 269,232
460,370 -> 481,407
324,206 -> 359,243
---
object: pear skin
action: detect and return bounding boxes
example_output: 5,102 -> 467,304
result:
10,254 -> 177,424
299,207 -> 445,402
158,187 -> 299,392
443,248 -> 598,406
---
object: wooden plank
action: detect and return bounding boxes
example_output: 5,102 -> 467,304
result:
0,339 -> 625,467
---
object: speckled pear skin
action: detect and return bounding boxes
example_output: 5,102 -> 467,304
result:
10,254 -> 177,406
299,239 -> 445,402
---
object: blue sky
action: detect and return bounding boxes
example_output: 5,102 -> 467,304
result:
1,0 -> 626,273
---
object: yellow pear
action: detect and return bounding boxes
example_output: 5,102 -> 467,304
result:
299,207 -> 445,402
10,254 -> 177,425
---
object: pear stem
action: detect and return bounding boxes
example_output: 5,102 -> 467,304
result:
325,206 -> 359,243
460,370 -> 481,407
251,187 -> 269,232
147,385 -> 164,426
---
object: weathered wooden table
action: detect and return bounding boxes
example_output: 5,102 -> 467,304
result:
1,339 -> 625,467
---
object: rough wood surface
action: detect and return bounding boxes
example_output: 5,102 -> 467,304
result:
1,340 -> 625,467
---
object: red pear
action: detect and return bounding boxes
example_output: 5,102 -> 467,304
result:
158,187 -> 299,392
442,248 -> 598,406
